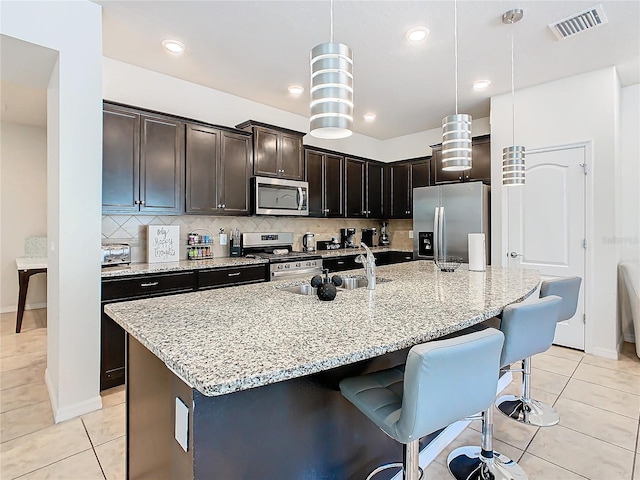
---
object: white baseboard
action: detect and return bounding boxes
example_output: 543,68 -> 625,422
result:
0,302 -> 47,314
390,372 -> 513,480
587,346 -> 619,360
45,367 -> 102,423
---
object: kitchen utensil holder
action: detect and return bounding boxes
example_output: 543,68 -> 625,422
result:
187,229 -> 214,260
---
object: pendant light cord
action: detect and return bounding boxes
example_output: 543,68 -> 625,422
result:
330,0 -> 334,43
454,0 -> 459,114
511,29 -> 515,147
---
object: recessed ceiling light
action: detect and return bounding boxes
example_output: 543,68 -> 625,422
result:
288,85 -> 304,95
162,39 -> 185,54
473,80 -> 491,91
363,113 -> 376,122
406,27 -> 430,43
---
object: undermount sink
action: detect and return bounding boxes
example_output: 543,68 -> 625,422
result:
280,284 -> 319,296
339,276 -> 393,290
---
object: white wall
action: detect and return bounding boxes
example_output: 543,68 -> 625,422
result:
491,67 -> 620,359
103,58 -> 386,161
0,122 -> 48,312
1,1 -> 103,422
618,83 -> 640,341
380,117 -> 490,162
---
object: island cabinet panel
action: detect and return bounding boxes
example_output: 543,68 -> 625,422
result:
102,102 -> 184,215
185,124 -> 252,215
237,121 -> 305,180
431,134 -> 491,185
304,148 -> 344,217
197,264 -> 268,289
127,335 -> 412,480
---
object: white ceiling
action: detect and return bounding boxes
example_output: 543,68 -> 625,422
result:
96,0 -> 640,139
2,2 -> 638,135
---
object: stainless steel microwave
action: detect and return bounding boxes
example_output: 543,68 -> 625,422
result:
253,176 -> 309,216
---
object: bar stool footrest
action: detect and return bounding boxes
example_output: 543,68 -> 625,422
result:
365,462 -> 423,480
447,445 -> 528,480
495,394 -> 560,427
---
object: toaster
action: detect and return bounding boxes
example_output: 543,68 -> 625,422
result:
101,243 -> 131,267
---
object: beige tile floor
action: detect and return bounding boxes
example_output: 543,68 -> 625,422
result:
1,308 -> 639,479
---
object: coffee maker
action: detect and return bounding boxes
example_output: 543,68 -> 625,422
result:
340,228 -> 357,248
361,228 -> 377,248
379,222 -> 390,246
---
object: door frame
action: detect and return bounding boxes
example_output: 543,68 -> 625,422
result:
502,140 -> 594,353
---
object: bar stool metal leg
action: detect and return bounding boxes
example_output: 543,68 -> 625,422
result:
364,440 -> 423,480
448,408 -> 528,480
495,357 -> 560,427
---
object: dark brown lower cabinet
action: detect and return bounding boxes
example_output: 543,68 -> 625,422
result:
100,265 -> 267,390
323,250 -> 414,273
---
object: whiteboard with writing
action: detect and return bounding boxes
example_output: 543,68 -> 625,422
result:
147,225 -> 180,263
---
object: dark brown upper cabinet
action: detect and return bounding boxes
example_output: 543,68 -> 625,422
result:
102,103 -> 184,214
344,158 -> 384,219
384,157 -> 431,219
305,148 -> 344,217
236,120 -> 305,180
431,134 -> 491,185
185,123 -> 252,215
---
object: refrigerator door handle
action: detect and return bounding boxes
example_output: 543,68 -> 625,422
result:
433,207 -> 440,260
438,206 -> 446,259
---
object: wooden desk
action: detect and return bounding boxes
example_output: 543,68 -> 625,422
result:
15,257 -> 47,333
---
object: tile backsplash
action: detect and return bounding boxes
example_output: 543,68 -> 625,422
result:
102,215 -> 414,263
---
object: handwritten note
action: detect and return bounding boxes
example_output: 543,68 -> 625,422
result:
147,225 -> 180,263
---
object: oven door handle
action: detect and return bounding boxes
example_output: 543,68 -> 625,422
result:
271,267 -> 322,279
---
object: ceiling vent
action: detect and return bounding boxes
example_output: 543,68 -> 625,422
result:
548,4 -> 608,40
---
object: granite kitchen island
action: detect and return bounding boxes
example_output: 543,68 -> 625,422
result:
105,261 -> 539,480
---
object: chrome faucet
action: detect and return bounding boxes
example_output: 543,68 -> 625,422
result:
356,242 -> 376,290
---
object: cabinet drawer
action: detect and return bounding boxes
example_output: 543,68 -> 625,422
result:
323,255 -> 360,273
102,271 -> 195,301
198,265 -> 267,290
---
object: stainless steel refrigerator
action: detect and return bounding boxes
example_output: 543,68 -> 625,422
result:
412,182 -> 490,263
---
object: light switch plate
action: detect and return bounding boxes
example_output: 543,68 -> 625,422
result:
408,230 -> 414,239
175,397 -> 189,452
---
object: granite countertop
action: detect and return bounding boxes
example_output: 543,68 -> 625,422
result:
101,256 -> 269,278
105,261 -> 539,396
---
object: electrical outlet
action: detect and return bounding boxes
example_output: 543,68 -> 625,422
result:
175,397 -> 189,452
408,230 -> 414,239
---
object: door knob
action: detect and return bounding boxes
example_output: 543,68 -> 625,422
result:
509,251 -> 523,258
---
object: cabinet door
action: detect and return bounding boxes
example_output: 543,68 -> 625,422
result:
140,115 -> 184,214
102,107 -> 140,213
431,147 -> 464,184
366,162 -> 384,218
253,127 -> 279,177
325,154 -> 344,217
101,307 -> 125,390
466,136 -> 491,183
411,159 -> 430,188
220,132 -> 251,215
305,150 -> 325,217
280,132 -> 304,180
185,124 -> 219,214
345,158 -> 366,217
390,163 -> 411,218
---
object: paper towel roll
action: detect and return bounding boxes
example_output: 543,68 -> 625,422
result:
468,233 -> 486,271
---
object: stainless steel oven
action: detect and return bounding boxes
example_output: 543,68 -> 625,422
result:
253,176 -> 309,216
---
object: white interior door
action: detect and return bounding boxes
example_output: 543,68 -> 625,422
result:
507,144 -> 586,350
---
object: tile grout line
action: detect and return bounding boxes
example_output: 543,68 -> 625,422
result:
10,448 -> 95,480
81,417 -> 108,480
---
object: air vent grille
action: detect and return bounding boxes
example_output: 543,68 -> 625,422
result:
548,4 -> 608,40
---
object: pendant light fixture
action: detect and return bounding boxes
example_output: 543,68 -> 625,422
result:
310,0 -> 353,139
502,9 -> 526,186
442,0 -> 472,172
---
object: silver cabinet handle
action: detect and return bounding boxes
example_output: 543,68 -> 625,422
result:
218,204 -> 222,208
337,261 -> 345,265
134,200 -> 140,205
227,272 -> 241,277
222,204 -> 226,209
140,200 -> 145,205
141,281 -> 159,287
509,252 -> 523,258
